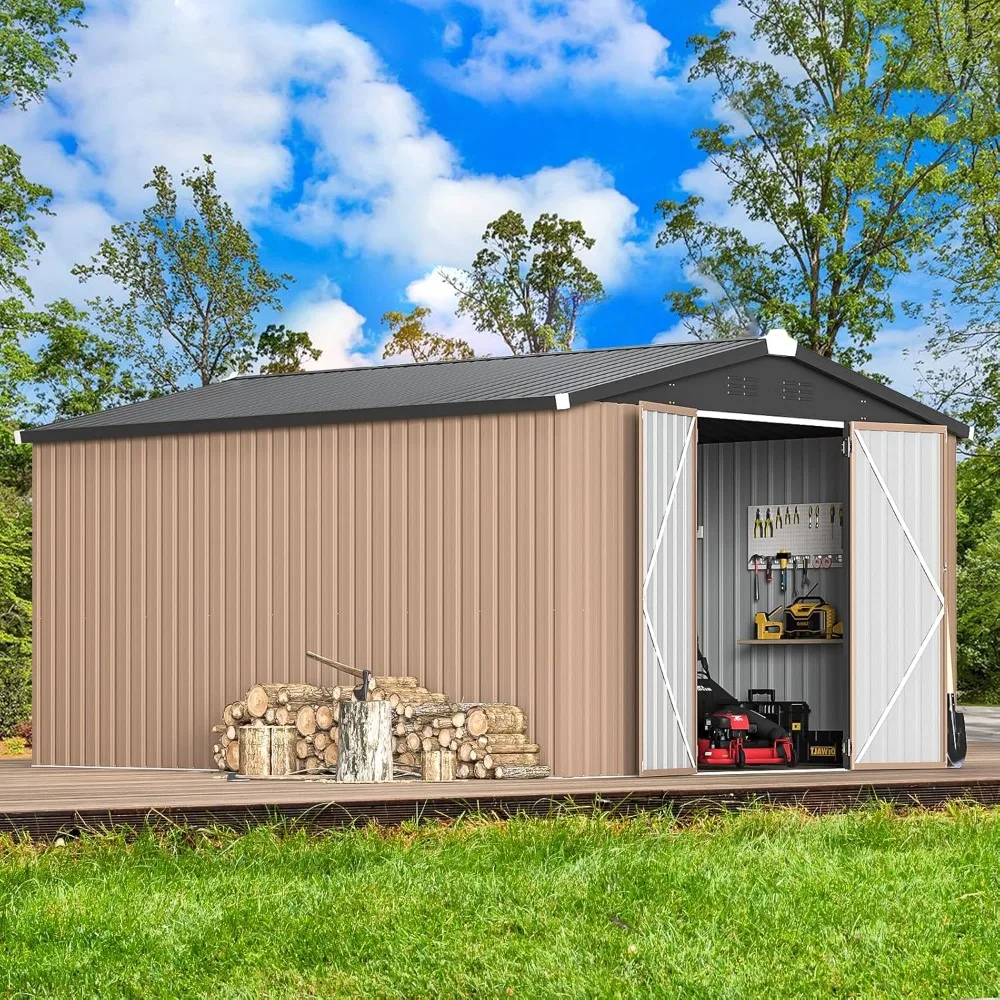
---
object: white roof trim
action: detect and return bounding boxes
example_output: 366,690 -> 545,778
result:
554,393 -> 571,410
12,429 -> 22,445
697,410 -> 844,429
765,328 -> 798,357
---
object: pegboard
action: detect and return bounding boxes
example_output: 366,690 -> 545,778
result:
746,501 -> 843,570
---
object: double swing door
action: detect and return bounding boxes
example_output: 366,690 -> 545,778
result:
638,408 -> 949,774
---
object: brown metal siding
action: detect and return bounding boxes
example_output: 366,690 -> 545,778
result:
33,402 -> 639,776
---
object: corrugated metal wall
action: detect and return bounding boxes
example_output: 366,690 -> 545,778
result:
641,407 -> 697,773
851,427 -> 943,765
698,437 -> 849,732
32,403 -> 639,775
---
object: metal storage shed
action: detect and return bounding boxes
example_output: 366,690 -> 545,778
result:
21,330 -> 969,775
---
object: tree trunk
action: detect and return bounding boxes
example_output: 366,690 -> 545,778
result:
245,684 -> 270,718
493,764 -> 550,779
421,748 -> 456,781
239,726 -> 270,775
315,705 -> 335,731
487,752 -> 539,766
464,704 -> 526,737
269,726 -> 299,777
225,739 -> 240,771
296,705 -> 317,736
337,700 -> 393,783
484,735 -> 536,753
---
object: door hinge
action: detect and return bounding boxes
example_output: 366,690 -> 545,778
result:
841,437 -> 852,458
843,737 -> 852,759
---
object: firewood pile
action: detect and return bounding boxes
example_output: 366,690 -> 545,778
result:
211,674 -> 549,781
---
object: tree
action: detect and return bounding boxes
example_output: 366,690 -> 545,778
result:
0,0 -> 84,110
255,324 -> 322,375
381,307 -> 474,364
73,155 -> 293,392
449,211 -> 604,355
382,212 -> 604,363
656,0 -> 999,369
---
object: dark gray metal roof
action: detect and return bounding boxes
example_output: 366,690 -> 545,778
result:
18,339 -> 758,442
19,337 -> 969,442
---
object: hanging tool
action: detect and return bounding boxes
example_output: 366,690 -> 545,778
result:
775,507 -> 782,531
764,508 -> 774,536
806,505 -> 813,529
784,506 -> 791,526
838,503 -> 844,527
830,504 -> 836,524
801,557 -> 811,590
754,508 -> 763,538
777,549 -> 790,593
765,556 -> 773,586
751,553 -> 761,602
793,505 -> 800,524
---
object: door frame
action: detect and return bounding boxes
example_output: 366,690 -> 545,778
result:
638,402 -> 699,775
848,421 -> 948,770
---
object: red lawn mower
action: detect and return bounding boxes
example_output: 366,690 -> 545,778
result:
696,645 -> 796,768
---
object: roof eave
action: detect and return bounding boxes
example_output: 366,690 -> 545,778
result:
17,395 -> 567,444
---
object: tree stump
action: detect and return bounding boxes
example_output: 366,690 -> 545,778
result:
239,725 -> 299,777
422,748 -> 456,781
336,700 -> 393,783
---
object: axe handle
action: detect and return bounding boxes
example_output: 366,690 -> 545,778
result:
305,650 -> 365,680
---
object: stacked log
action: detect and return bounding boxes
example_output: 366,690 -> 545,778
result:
213,679 -> 549,780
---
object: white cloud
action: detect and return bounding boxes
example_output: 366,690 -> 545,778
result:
12,0 -> 643,313
443,20 -> 463,48
407,0 -> 674,101
404,267 -> 509,356
285,281 -> 377,370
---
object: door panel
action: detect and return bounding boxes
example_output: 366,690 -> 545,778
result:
850,424 -> 946,767
640,404 -> 698,774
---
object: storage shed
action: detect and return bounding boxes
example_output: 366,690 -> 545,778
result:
21,330 -> 969,775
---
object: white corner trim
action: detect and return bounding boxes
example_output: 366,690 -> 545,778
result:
554,393 -> 570,410
968,423 -> 977,443
765,328 -> 798,357
12,429 -> 22,445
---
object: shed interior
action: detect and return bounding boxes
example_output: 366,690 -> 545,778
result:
696,417 -> 849,770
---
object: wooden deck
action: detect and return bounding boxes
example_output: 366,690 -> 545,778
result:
3,743 -> 999,837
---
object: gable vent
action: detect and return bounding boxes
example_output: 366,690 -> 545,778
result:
726,374 -> 759,398
782,379 -> 813,403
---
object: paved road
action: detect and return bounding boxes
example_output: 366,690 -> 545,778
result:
961,705 -> 1000,742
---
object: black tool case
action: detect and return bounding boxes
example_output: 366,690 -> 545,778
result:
805,730 -> 844,767
743,690 -> 810,763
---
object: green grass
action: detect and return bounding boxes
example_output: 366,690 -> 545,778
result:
1,806 -> 1000,999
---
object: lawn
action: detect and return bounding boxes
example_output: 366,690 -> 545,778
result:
1,806 -> 999,999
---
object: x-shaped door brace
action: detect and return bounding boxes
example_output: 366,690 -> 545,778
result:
853,430 -> 945,764
641,416 -> 697,770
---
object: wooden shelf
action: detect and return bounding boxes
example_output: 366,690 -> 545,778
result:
737,638 -> 843,645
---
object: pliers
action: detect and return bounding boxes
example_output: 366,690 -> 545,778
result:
764,508 -> 774,537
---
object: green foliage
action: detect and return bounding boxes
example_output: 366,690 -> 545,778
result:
957,504 -> 1000,697
0,0 -> 84,110
256,324 -> 321,375
0,486 -> 31,736
0,810 -> 999,995
381,306 -> 475,363
657,0 -> 999,368
3,735 -> 26,755
73,155 -> 293,391
446,210 -> 604,355
30,299 -> 150,417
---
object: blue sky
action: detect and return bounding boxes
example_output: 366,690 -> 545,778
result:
11,0 -> 926,387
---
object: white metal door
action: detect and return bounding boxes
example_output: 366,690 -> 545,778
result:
640,404 -> 697,774
850,423 -> 946,767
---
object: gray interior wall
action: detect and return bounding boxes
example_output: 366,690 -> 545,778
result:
698,436 -> 848,732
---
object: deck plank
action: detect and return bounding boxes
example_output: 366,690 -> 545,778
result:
1,743 -> 998,835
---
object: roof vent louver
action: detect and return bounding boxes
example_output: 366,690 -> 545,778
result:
782,380 -> 813,403
727,374 -> 759,398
